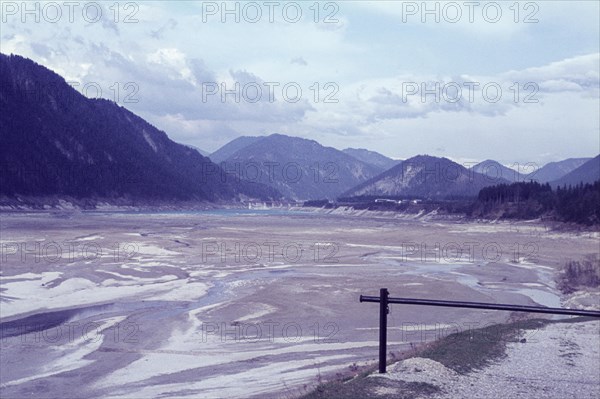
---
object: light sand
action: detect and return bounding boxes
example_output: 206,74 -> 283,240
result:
0,210 -> 597,398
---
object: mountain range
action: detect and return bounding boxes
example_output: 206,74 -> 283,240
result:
342,148 -> 400,171
472,158 -> 593,184
472,160 -> 524,183
1,53 -> 598,205
552,155 -> 600,187
342,155 -> 510,199
0,53 -> 279,203
213,134 -> 382,200
342,156 -> 599,199
209,136 -> 263,163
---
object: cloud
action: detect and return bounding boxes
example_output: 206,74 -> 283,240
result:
146,48 -> 196,83
97,3 -> 120,35
1,1 -> 597,161
349,1 -> 530,37
228,69 -> 264,86
325,53 -> 600,124
189,58 -> 216,84
150,18 -> 177,39
291,57 -> 308,66
30,42 -> 52,58
503,53 -> 600,94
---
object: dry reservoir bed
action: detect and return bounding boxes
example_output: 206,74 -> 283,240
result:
0,210 -> 598,398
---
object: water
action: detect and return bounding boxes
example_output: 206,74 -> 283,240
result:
373,256 -> 562,309
509,288 -> 561,308
86,208 -> 307,217
0,268 -> 298,337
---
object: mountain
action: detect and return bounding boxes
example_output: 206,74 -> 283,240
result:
219,134 -> 382,200
342,148 -> 400,171
473,160 -> 524,183
185,144 -> 210,157
529,158 -> 592,183
0,53 -> 280,203
342,155 -> 509,199
551,155 -> 600,187
473,158 -> 593,184
210,136 -> 263,163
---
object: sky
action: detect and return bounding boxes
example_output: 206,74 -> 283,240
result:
1,0 -> 599,165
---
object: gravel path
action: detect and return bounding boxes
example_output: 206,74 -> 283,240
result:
376,320 -> 600,399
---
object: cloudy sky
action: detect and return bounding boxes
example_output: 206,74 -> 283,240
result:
2,0 -> 599,165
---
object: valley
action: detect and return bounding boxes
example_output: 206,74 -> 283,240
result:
1,210 -> 597,398
1,2 -> 599,398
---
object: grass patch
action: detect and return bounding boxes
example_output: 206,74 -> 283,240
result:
417,318 -> 549,374
298,376 -> 439,399
556,254 -> 600,294
299,316 -> 599,398
299,316 -> 600,399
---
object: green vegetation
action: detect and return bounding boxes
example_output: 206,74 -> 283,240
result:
557,255 -> 600,294
299,317 -> 600,399
325,181 -> 600,226
475,181 -> 600,225
418,318 -> 547,374
298,370 -> 439,399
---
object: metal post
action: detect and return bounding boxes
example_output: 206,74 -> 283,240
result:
359,295 -> 600,318
361,289 -> 600,376
379,288 -> 389,373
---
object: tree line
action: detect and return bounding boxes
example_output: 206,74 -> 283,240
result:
475,181 -> 600,225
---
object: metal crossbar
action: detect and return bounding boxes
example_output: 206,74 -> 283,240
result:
359,288 -> 600,373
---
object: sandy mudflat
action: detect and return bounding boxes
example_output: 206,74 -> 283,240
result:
0,210 -> 598,398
